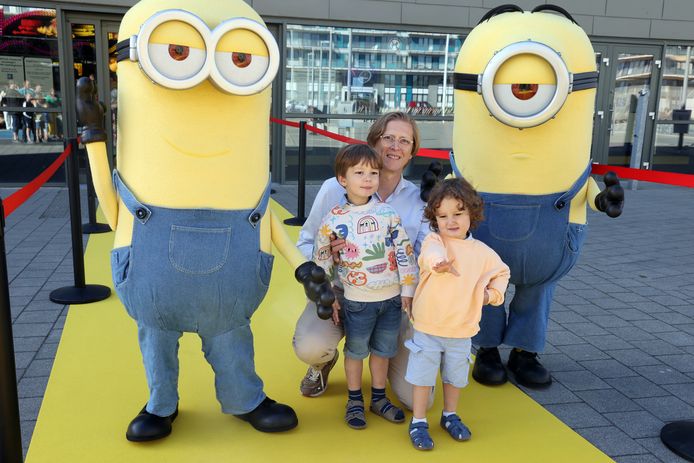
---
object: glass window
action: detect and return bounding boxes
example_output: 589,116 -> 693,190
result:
0,5 -> 63,149
653,46 -> 694,175
285,25 -> 462,118
657,45 -> 694,121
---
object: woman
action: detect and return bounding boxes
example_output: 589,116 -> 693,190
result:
293,111 -> 430,410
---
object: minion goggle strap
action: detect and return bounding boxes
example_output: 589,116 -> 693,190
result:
115,9 -> 279,95
453,41 -> 597,128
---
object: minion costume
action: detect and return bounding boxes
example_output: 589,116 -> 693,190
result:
76,0 -> 333,442
449,5 -> 623,388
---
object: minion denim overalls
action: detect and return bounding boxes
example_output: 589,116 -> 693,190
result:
451,158 -> 590,353
111,171 -> 274,417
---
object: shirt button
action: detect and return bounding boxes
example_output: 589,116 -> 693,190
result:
135,208 -> 148,219
250,212 -> 261,223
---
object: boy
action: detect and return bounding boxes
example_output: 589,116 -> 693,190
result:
313,144 -> 418,429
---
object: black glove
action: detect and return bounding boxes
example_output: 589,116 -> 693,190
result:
75,77 -> 107,144
295,262 -> 335,320
420,161 -> 444,202
594,171 -> 624,218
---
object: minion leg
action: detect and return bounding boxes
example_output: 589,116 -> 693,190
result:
201,325 -> 266,415
137,325 -> 183,416
503,282 -> 556,353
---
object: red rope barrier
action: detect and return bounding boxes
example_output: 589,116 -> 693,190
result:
3,143 -> 72,219
591,163 -> 694,188
270,117 -> 694,187
272,117 -> 450,159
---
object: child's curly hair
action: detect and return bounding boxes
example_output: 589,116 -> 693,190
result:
423,178 -> 484,232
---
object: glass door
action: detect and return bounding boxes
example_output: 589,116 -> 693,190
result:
593,44 -> 662,168
64,15 -> 120,162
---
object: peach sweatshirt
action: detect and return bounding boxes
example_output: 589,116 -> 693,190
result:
412,232 -> 510,338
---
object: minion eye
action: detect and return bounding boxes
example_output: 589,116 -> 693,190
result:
492,83 -> 557,117
216,49 -> 269,86
210,18 -> 279,95
168,44 -> 190,61
232,52 -> 251,68
148,42 -> 206,80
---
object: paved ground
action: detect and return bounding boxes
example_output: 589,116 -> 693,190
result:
2,179 -> 694,462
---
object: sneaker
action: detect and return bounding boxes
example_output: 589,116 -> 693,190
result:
299,351 -> 339,397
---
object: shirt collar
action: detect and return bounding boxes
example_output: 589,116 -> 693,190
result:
374,175 -> 407,202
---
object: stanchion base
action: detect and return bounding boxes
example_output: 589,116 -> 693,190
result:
283,217 -> 307,226
661,421 -> 694,462
82,222 -> 112,234
49,284 -> 111,305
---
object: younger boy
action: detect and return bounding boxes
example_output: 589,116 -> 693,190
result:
313,144 -> 418,429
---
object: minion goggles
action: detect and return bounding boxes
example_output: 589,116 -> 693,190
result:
115,9 -> 279,95
454,4 -> 598,128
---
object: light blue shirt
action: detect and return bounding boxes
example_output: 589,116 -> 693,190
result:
297,176 -> 429,260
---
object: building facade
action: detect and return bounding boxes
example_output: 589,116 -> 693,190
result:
1,0 -> 694,183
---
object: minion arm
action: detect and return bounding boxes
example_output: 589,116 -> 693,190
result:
84,142 -> 118,229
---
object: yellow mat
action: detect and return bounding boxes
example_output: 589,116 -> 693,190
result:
26,201 -> 613,463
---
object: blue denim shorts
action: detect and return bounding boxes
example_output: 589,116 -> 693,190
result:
405,330 -> 472,388
342,296 -> 402,360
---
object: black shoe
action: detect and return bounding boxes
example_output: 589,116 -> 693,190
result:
235,397 -> 298,432
472,347 -> 508,385
126,404 -> 178,442
507,349 -> 552,389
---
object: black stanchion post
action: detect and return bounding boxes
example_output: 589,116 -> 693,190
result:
80,145 -> 111,234
284,121 -> 307,226
49,138 -> 111,304
0,198 -> 23,463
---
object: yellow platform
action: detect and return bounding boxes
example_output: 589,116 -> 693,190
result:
25,201 -> 613,463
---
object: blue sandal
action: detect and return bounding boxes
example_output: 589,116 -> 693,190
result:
409,421 -> 434,450
440,413 -> 471,441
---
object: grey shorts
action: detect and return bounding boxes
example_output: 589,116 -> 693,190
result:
404,330 -> 472,388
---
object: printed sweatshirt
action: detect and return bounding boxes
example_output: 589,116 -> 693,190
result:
412,232 -> 510,338
313,197 -> 418,302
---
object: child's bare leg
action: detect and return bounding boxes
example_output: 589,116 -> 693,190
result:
369,354 -> 388,388
442,383 -> 460,413
345,356 -> 363,390
412,385 -> 431,419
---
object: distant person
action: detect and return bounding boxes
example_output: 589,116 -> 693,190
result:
22,93 -> 36,143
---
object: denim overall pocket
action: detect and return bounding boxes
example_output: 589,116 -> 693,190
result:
111,246 -> 131,288
111,246 -> 137,319
487,203 -> 540,242
257,251 -> 275,288
168,225 -> 232,274
566,223 -> 587,254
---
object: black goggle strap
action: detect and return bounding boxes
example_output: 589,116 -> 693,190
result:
453,71 -> 598,93
115,39 -> 133,62
453,72 -> 479,92
571,71 -> 598,91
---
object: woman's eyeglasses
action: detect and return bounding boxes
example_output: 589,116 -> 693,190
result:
380,134 -> 413,148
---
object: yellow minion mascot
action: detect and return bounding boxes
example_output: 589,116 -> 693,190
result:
450,5 -> 623,388
75,0 -> 333,442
